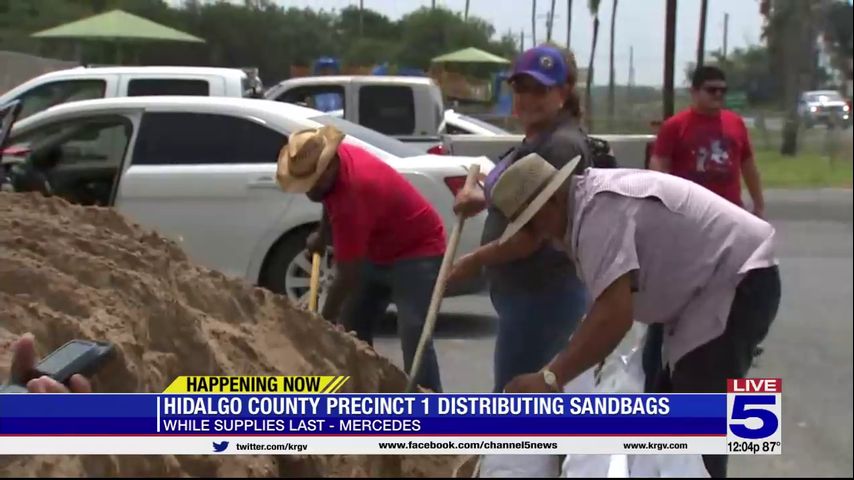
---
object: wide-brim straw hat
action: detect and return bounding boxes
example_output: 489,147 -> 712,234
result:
491,153 -> 582,244
276,125 -> 345,193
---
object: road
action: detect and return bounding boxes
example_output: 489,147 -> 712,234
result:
372,188 -> 853,478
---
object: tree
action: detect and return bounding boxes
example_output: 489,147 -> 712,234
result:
585,0 -> 602,130
0,0 -> 516,83
762,0 -> 822,155
395,7 -> 513,69
684,46 -> 783,106
818,0 -> 853,82
336,5 -> 399,43
607,0 -> 617,129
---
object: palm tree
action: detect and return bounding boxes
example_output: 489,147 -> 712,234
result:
607,0 -> 618,129
585,0 -> 602,131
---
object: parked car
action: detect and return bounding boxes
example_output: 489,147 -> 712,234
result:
1,97 -> 493,306
0,66 -> 263,122
798,90 -> 851,128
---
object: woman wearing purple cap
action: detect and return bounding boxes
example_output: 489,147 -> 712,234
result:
448,45 -> 593,393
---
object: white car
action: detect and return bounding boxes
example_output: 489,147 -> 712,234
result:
2,97 -> 492,304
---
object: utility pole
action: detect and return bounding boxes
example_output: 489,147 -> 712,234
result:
629,46 -> 635,87
547,0 -> 557,41
696,0 -> 708,67
359,0 -> 364,37
464,0 -> 470,21
663,0 -> 677,120
566,0 -> 573,48
520,29 -> 526,51
628,45 -> 635,104
531,0 -> 537,46
432,0 -> 436,9
722,12 -> 729,61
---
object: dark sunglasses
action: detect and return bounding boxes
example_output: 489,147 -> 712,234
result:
510,81 -> 551,95
702,85 -> 728,95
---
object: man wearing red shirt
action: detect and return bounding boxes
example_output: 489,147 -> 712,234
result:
277,126 -> 445,392
650,66 -> 766,217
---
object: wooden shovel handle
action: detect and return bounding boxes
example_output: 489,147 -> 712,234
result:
406,163 -> 481,393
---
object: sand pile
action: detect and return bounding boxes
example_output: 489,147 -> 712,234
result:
0,193 -> 459,477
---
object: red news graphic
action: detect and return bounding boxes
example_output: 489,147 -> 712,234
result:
727,378 -> 782,393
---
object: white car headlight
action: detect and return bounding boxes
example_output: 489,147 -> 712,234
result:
844,105 -> 850,112
810,106 -> 818,112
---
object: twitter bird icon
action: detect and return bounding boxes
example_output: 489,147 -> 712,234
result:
212,441 -> 229,453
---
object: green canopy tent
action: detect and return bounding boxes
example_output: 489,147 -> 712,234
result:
430,47 -> 511,65
430,48 -> 510,104
31,9 -> 204,64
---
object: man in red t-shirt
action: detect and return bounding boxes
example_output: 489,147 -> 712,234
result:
277,126 -> 445,392
650,65 -> 766,217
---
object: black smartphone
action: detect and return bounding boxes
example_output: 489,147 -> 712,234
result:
1,340 -> 115,393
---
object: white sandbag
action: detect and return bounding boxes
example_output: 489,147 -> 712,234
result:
483,322 -> 709,479
480,370 -> 596,478
595,323 -> 647,394
562,454 -> 616,478
479,455 -> 562,478
628,454 -> 709,477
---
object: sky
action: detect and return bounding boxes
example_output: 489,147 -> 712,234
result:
174,0 -> 767,87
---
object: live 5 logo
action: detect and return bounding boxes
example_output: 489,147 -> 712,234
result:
726,378 -> 782,444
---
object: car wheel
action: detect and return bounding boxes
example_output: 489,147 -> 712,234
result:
260,228 -> 337,311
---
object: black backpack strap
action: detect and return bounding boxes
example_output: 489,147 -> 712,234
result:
587,136 -> 618,168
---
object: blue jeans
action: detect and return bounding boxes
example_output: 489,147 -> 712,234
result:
340,256 -> 443,393
490,276 -> 588,393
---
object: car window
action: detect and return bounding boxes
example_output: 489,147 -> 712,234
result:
132,112 -> 285,165
17,80 -> 106,120
9,115 -> 132,206
127,79 -> 210,96
445,123 -> 472,135
806,92 -> 843,102
309,114 -> 423,158
274,85 -> 344,113
358,85 -> 415,135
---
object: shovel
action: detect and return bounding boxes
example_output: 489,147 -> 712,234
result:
308,252 -> 322,313
406,163 -> 481,393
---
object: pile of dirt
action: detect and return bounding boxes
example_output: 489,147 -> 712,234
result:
0,193 -> 460,478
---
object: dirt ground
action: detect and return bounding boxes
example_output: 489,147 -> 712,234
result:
0,192 -> 461,477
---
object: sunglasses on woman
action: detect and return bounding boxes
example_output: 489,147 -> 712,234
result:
510,80 -> 552,96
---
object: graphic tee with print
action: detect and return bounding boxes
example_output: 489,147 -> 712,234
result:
653,108 -> 753,206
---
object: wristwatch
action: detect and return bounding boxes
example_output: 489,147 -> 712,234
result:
541,368 -> 561,393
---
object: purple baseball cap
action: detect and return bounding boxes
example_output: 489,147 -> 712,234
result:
509,45 -> 568,87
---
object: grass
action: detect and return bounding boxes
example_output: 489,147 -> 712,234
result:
753,149 -> 853,188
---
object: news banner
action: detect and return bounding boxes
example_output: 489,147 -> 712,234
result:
0,376 -> 782,456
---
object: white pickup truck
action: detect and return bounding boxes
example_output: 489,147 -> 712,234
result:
264,75 -> 446,151
0,66 -> 263,120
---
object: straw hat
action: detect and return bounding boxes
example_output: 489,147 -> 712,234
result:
491,153 -> 582,244
276,125 -> 345,193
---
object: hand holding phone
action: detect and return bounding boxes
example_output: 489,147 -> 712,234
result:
2,336 -> 114,393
